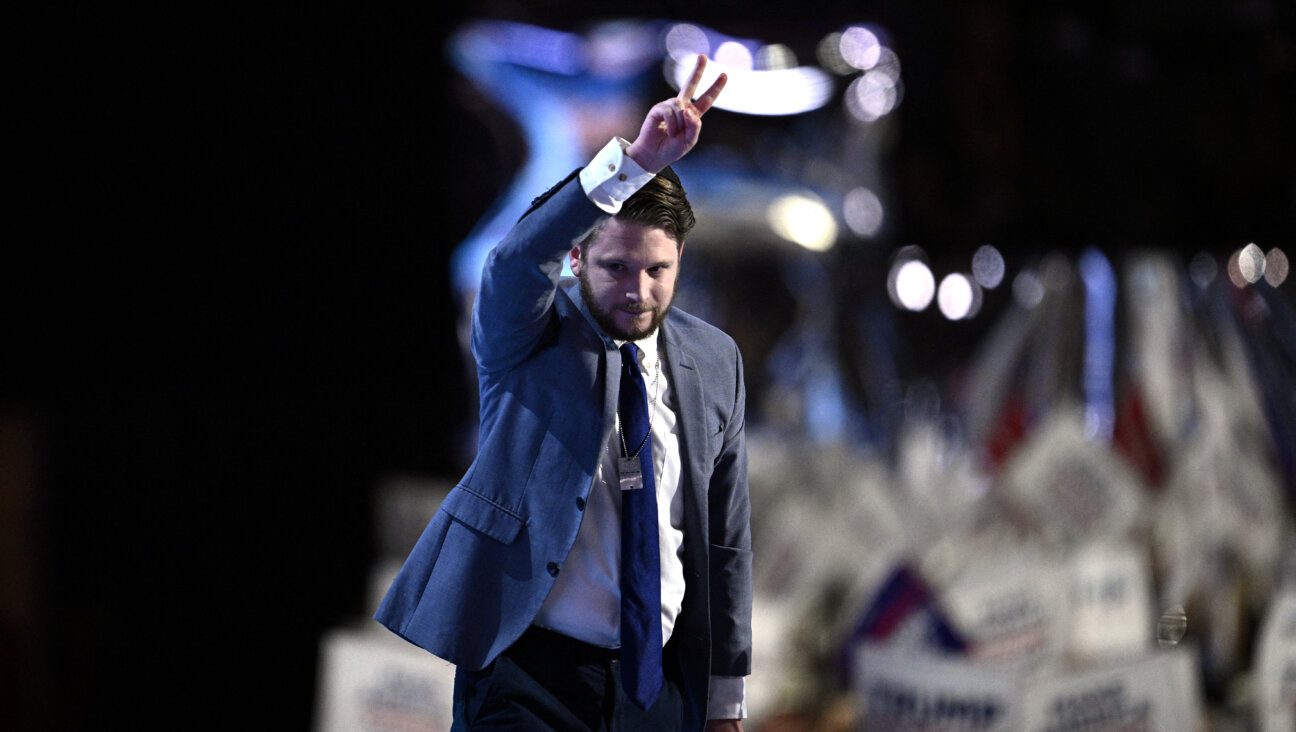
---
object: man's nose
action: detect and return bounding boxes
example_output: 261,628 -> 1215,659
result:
625,271 -> 650,301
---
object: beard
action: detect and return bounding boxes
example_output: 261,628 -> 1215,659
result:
579,268 -> 674,342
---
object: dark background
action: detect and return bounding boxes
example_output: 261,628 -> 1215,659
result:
7,2 -> 1294,729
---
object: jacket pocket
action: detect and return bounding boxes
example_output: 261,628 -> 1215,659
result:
439,487 -> 526,544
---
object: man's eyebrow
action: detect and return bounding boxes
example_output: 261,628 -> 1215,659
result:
594,256 -> 675,267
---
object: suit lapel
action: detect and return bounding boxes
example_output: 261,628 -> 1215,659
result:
660,321 -> 709,537
563,280 -> 622,447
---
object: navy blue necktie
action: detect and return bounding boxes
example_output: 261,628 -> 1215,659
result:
618,343 -> 663,709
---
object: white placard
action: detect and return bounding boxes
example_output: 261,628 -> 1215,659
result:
1255,590 -> 1296,732
854,643 -> 1023,730
1017,648 -> 1204,732
1000,412 -> 1146,548
314,626 -> 456,732
1066,542 -> 1153,662
941,548 -> 1068,669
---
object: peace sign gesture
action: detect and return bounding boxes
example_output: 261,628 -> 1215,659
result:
625,55 -> 727,174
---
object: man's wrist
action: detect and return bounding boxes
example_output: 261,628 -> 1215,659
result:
623,138 -> 663,175
578,137 -> 654,214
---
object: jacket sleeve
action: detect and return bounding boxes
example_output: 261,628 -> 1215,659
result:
471,171 -> 606,374
707,341 -> 753,679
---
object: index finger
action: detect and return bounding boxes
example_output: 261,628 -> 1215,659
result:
678,54 -> 708,101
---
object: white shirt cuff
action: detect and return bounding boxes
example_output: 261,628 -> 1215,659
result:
578,137 -> 655,214
707,675 -> 746,720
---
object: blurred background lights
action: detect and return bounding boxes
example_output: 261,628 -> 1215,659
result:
714,40 -> 754,70
663,49 -> 834,114
1265,247 -> 1289,286
843,187 -> 885,237
585,21 -> 660,77
1013,269 -> 1045,308
1227,249 -> 1247,288
889,251 -> 936,312
894,244 -> 925,262
938,273 -> 979,320
895,261 -> 936,311
816,32 -> 854,75
456,21 -> 585,75
971,244 -> 1005,289
664,23 -> 709,62
1238,242 -> 1266,284
756,43 -> 797,70
669,61 -> 835,115
767,193 -> 838,251
840,26 -> 882,70
1189,252 -> 1218,289
845,72 -> 900,122
872,46 -> 903,81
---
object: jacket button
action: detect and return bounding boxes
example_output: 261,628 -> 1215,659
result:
547,562 -> 560,577
576,497 -> 586,511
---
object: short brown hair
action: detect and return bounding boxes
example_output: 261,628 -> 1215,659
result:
580,167 -> 695,255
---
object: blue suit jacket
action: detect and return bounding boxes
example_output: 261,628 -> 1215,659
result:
375,172 -> 752,730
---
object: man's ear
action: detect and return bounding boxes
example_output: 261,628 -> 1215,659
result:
569,245 -> 583,276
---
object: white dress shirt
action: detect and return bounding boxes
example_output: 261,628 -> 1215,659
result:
534,331 -> 685,647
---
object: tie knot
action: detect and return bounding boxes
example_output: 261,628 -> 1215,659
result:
620,343 -> 640,372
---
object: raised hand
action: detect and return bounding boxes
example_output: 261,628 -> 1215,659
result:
625,54 -> 727,174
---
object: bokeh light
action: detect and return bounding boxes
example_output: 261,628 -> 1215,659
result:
896,261 -> 936,311
1238,243 -> 1266,284
971,245 -> 1005,289
888,248 -> 936,312
767,193 -> 837,251
665,58 -> 834,116
843,187 -> 885,238
845,71 -> 900,122
664,23 -> 709,62
816,32 -> 854,75
714,40 -> 754,70
1189,252 -> 1217,289
872,46 -> 902,81
938,273 -> 980,320
1227,249 -> 1247,288
584,22 -> 660,77
839,26 -> 882,70
1013,269 -> 1045,308
1265,247 -> 1289,287
756,43 -> 797,70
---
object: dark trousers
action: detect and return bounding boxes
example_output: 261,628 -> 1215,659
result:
452,626 -> 685,731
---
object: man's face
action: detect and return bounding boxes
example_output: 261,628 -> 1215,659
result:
570,218 -> 682,341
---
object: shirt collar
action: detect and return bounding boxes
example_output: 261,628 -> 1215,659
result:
614,330 -> 661,371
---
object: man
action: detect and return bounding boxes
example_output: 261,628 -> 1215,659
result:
376,56 -> 749,732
